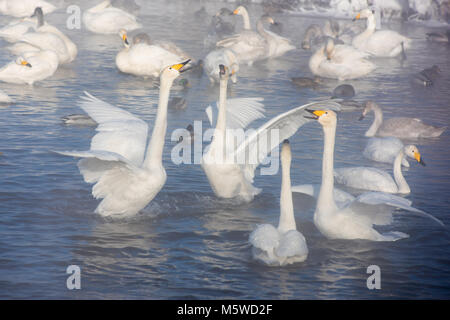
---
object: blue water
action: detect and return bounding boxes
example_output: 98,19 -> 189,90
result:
0,0 -> 449,299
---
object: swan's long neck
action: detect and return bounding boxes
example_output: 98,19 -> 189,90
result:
393,149 -> 410,194
89,0 -> 111,12
278,155 -> 296,233
309,46 -> 325,74
353,14 -> 376,47
317,122 -> 338,213
210,75 -> 228,159
365,105 -> 383,137
143,75 -> 173,168
240,9 -> 251,30
256,20 -> 271,40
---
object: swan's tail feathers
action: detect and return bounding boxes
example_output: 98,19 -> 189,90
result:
380,231 -> 409,241
430,126 -> 447,138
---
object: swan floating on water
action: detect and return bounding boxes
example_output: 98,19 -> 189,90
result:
309,38 -> 376,80
352,8 -> 411,58
0,0 -> 55,17
56,60 -> 190,217
83,0 -> 142,34
334,144 -> 425,194
304,109 -> 443,241
116,30 -> 187,78
363,137 -> 409,167
202,64 -> 341,202
249,140 -> 308,266
360,101 -> 446,138
0,50 -> 59,85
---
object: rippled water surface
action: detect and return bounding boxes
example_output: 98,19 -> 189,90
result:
0,0 -> 449,299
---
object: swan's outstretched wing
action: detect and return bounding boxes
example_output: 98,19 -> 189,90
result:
234,100 -> 341,183
354,192 -> 444,227
205,97 -> 265,129
77,91 -> 149,166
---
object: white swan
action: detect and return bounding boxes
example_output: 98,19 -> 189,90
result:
309,38 -> 376,80
204,48 -> 239,84
57,60 -> 190,217
360,101 -> 447,138
0,0 -> 55,17
306,109 -> 442,241
116,30 -> 187,78
202,64 -> 342,201
352,9 -> 411,58
83,0 -> 142,34
249,140 -> 308,266
334,144 -> 425,194
216,14 -> 271,66
261,16 -> 296,58
363,137 -> 409,167
0,50 -> 59,85
0,89 -> 13,104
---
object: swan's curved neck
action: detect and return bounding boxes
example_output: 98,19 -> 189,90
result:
143,75 -> 174,168
240,9 -> 251,30
256,20 -> 271,40
210,75 -> 228,158
278,156 -> 296,233
317,122 -> 338,213
365,105 -> 383,137
393,149 -> 410,193
353,14 -> 376,47
309,46 -> 325,73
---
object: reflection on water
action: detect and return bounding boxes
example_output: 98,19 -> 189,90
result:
0,0 -> 449,299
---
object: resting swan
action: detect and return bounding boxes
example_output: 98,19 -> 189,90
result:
352,9 -> 411,58
0,50 -> 59,85
83,0 -> 142,34
334,144 -> 425,194
249,140 -> 308,266
56,60 -> 190,217
306,109 -> 442,241
309,38 -> 376,80
202,64 -> 341,202
363,137 -> 409,167
360,101 -> 446,138
116,30 -> 187,78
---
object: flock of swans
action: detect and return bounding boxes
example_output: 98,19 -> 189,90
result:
0,0 -> 447,267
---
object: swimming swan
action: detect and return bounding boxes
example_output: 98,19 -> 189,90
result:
56,60 -> 190,217
0,50 -> 59,85
360,101 -> 446,138
83,0 -> 142,34
306,109 -> 442,241
249,140 -> 308,266
334,144 -> 425,194
116,30 -> 187,78
352,9 -> 411,58
309,38 -> 376,80
202,64 -> 342,202
0,0 -> 55,17
363,137 -> 409,167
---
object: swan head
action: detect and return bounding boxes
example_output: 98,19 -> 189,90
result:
118,29 -> 129,47
219,64 -> 230,80
404,145 -> 426,166
161,60 -> 191,80
233,6 -> 247,16
281,139 -> 292,166
305,109 -> 337,127
15,57 -> 32,68
31,7 -> 44,27
353,8 -> 374,21
260,15 -> 275,25
359,101 -> 378,121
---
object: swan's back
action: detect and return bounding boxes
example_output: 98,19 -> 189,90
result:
334,167 -> 398,193
379,117 -> 446,138
363,137 -> 409,167
83,7 -> 141,34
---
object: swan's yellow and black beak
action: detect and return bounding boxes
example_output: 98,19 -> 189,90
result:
171,59 -> 191,73
415,152 -> 426,166
352,13 -> 361,21
21,60 -> 32,68
122,33 -> 129,46
305,109 -> 325,120
233,8 -> 239,15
